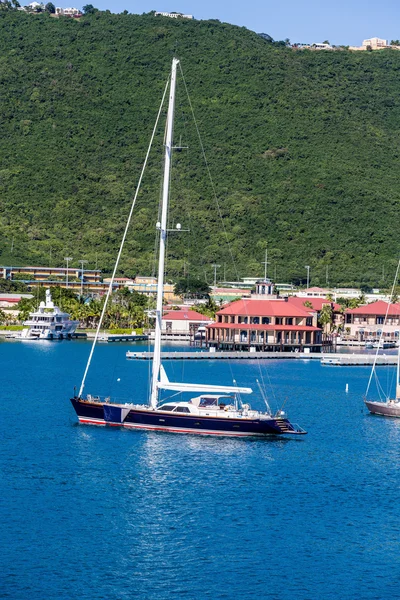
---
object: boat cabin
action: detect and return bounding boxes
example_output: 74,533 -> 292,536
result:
158,395 -> 235,414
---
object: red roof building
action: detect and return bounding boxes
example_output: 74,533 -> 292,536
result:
162,308 -> 213,335
207,298 -> 322,351
345,301 -> 400,340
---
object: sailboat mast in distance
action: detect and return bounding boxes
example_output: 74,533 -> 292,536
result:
150,57 -> 179,409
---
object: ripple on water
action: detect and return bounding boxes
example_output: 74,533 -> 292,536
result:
1,343 -> 400,599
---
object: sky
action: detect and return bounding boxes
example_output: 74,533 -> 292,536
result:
64,0 -> 400,46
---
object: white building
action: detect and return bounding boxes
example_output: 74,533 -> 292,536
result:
155,11 -> 193,19
162,307 -> 212,335
26,2 -> 44,10
312,43 -> 333,50
55,6 -> 80,15
362,37 -> 388,49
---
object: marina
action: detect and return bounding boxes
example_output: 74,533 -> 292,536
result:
2,340 -> 400,600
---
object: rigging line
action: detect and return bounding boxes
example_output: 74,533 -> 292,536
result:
180,63 -> 271,404
365,255 -> 400,399
78,78 -> 170,398
178,63 -> 241,282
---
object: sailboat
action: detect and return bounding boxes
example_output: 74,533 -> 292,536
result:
364,268 -> 400,417
70,58 -> 306,436
364,338 -> 400,417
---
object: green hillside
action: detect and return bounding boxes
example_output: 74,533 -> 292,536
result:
1,10 -> 400,286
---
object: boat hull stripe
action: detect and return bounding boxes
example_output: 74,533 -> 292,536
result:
78,418 -> 264,436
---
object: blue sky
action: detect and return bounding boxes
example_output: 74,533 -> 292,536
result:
65,0 -> 400,46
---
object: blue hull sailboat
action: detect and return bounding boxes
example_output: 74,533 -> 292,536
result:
70,59 -> 306,437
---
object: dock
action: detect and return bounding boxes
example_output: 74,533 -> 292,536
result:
321,354 -> 397,366
126,350 -> 323,360
126,350 -> 398,365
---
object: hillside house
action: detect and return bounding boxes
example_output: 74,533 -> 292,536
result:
155,11 -> 193,19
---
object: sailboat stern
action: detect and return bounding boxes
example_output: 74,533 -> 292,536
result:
270,417 -> 307,435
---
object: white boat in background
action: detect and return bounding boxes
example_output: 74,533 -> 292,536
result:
321,357 -> 342,366
20,289 -> 79,340
372,340 -> 396,349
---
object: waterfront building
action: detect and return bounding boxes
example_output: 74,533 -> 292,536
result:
288,296 -> 343,333
207,297 -> 322,352
0,293 -> 33,319
162,307 -> 213,338
345,301 -> 400,341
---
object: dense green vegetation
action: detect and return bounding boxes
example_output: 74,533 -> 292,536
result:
1,10 -> 400,287
15,285 -> 151,328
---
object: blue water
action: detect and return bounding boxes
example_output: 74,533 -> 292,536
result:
1,340 -> 400,599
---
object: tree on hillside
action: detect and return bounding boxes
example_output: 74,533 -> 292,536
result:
82,4 -> 97,14
174,278 -> 211,300
45,2 -> 55,12
0,0 -> 20,9
0,278 -> 28,292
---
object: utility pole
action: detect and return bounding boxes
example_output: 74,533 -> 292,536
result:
64,257 -> 73,288
211,264 -> 220,287
79,260 -> 88,296
326,265 -> 329,286
261,247 -> 270,280
305,265 -> 310,290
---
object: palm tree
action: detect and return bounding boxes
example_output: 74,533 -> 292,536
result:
319,303 -> 334,333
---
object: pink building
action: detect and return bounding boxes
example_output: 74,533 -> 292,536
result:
345,301 -> 400,341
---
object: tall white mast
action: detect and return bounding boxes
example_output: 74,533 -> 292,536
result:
150,58 -> 179,409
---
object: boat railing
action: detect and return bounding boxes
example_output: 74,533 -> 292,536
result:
84,393 -> 143,406
287,422 -> 307,435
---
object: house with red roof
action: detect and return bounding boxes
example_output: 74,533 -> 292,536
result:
207,298 -> 322,351
345,301 -> 400,341
162,307 -> 213,337
288,296 -> 344,332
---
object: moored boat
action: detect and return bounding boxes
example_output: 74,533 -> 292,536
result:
70,58 -> 306,437
20,289 -> 78,340
364,262 -> 400,418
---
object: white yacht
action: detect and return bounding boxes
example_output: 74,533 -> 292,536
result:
21,289 -> 79,340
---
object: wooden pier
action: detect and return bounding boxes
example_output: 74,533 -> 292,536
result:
126,350 -> 398,365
